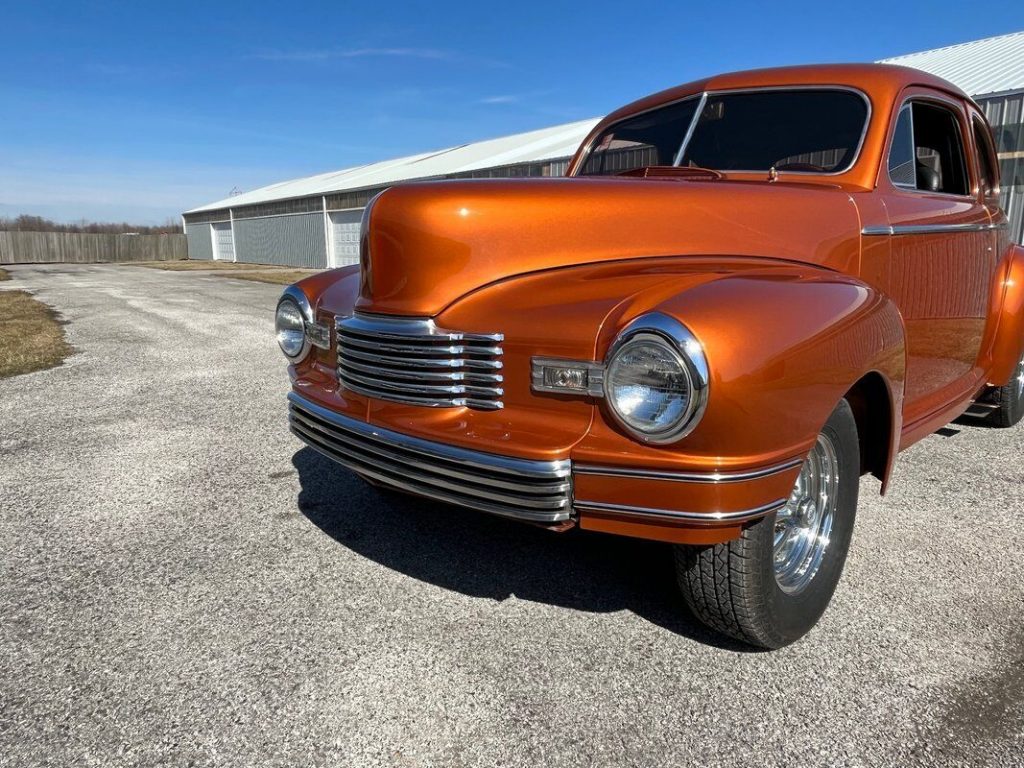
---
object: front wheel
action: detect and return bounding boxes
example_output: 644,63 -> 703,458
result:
674,399 -> 860,649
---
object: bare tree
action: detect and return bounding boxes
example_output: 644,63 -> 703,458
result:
0,214 -> 183,235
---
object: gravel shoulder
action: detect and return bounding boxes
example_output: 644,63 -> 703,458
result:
1,263 -> 1022,768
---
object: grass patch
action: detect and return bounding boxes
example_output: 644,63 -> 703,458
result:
130,260 -> 272,271
130,260 -> 319,284
209,269 -> 319,285
0,268 -> 9,281
0,290 -> 72,378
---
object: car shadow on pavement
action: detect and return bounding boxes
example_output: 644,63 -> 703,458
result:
292,447 -> 759,652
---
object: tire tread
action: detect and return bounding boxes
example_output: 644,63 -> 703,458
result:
673,398 -> 860,649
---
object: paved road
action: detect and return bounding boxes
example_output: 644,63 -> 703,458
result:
1,263 -> 1022,767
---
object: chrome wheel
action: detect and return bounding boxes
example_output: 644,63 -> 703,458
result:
774,433 -> 840,594
1016,353 -> 1024,400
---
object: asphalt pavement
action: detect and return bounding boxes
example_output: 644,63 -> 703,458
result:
1,263 -> 1022,767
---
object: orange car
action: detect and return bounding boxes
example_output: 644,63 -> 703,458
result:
277,64 -> 1024,648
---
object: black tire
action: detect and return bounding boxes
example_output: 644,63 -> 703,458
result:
990,353 -> 1024,428
674,399 -> 860,649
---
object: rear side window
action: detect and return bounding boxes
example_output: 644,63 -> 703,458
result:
889,100 -> 970,195
972,116 -> 1000,197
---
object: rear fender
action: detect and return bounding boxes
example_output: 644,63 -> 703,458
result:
985,245 -> 1024,386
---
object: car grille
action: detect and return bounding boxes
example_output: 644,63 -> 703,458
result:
288,393 -> 573,523
336,314 -> 504,411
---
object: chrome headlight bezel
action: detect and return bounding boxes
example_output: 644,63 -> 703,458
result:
602,313 -> 708,444
602,313 -> 710,444
275,285 -> 313,361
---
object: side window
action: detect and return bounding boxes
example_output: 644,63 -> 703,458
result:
888,105 -> 916,188
909,102 -> 969,195
972,116 -> 1001,198
890,100 -> 970,195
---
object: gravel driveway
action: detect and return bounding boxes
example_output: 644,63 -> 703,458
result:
1,263 -> 1022,767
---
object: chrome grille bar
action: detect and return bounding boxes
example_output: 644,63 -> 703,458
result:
288,393 -> 571,523
340,346 -> 503,370
339,357 -> 503,383
337,313 -> 505,410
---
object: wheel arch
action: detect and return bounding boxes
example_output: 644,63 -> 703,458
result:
985,244 -> 1024,387
843,370 -> 901,493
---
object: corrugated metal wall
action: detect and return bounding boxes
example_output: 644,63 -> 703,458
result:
184,222 -> 214,260
979,91 -> 1024,245
232,213 -> 327,268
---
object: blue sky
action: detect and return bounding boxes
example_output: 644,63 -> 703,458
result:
1,1 -> 1020,224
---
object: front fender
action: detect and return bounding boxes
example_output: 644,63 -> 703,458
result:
575,265 -> 907,476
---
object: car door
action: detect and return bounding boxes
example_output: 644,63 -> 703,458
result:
877,89 -> 996,424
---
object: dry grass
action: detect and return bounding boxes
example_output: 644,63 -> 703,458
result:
0,268 -> 9,281
209,269 -> 319,285
130,260 -> 267,271
0,290 -> 72,378
130,260 -> 319,284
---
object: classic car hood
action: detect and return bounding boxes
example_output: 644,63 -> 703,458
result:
358,177 -> 862,316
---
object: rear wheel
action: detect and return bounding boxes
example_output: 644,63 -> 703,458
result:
674,399 -> 860,649
990,351 -> 1024,428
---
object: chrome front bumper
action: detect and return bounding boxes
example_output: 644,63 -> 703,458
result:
287,392 -> 572,523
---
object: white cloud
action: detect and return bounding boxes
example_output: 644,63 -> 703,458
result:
251,47 -> 456,63
478,95 -> 520,105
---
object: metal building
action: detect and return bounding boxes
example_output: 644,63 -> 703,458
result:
182,119 -> 599,268
183,31 -> 1024,264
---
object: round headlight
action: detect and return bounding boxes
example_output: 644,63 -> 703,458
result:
606,334 -> 692,440
603,314 -> 709,444
275,298 -> 307,359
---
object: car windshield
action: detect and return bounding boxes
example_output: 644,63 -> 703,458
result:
578,89 -> 869,176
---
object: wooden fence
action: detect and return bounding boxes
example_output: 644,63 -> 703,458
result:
0,232 -> 188,264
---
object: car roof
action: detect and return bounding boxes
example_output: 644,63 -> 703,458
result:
602,63 -> 969,125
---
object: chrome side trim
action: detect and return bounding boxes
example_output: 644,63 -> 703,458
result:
573,457 -> 803,484
861,222 -> 1008,236
288,392 -> 572,523
573,498 -> 787,524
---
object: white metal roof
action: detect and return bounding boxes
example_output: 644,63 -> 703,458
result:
878,30 -> 1024,98
186,118 -> 600,213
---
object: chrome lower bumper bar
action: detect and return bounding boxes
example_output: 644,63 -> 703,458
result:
287,392 -> 572,523
288,392 -> 796,528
